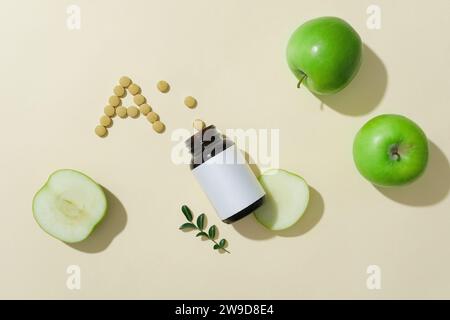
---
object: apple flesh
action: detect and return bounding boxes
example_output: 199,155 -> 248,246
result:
33,169 -> 108,243
253,169 -> 309,231
353,114 -> 429,186
286,16 -> 362,95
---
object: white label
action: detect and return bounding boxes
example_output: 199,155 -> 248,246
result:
192,145 -> 265,220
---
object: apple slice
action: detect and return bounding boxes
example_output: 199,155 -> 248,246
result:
253,169 -> 309,231
33,169 -> 107,243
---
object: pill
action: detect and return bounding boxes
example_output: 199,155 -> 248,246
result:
116,106 -> 128,118
119,76 -> 132,88
127,106 -> 140,118
133,94 -> 146,106
184,96 -> 197,109
109,95 -> 121,107
113,85 -> 126,97
95,125 -> 107,137
104,105 -> 116,117
193,119 -> 205,131
128,83 -> 141,95
146,111 -> 159,123
152,121 -> 165,133
100,115 -> 112,127
139,103 -> 152,115
157,80 -> 170,93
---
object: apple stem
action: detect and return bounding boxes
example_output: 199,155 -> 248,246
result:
297,74 -> 307,89
389,145 -> 401,161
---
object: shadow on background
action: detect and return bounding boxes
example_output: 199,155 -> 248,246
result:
316,43 -> 387,116
232,187 -> 324,240
243,150 -> 262,177
375,141 -> 450,206
68,187 -> 127,253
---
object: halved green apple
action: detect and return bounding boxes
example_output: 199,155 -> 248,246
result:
33,169 -> 107,243
254,169 -> 309,231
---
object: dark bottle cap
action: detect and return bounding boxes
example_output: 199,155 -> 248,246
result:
185,125 -> 220,155
185,125 -> 234,169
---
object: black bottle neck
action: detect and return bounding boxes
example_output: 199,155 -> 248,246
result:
185,125 -> 234,169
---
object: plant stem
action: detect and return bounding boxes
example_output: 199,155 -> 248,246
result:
180,205 -> 231,254
297,73 -> 307,88
195,226 -> 231,254
211,239 -> 231,254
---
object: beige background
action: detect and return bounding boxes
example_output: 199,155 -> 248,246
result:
0,0 -> 449,299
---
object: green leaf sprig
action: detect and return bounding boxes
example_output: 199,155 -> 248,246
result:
179,205 -> 230,254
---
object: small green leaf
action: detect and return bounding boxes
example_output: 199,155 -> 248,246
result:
179,223 -> 196,230
178,205 -> 230,253
219,239 -> 227,248
181,205 -> 193,222
208,225 -> 217,239
196,213 -> 206,230
196,231 -> 208,237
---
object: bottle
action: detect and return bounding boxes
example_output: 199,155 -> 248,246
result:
185,125 -> 265,223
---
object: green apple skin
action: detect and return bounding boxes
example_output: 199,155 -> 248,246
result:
286,16 -> 362,95
353,115 -> 429,187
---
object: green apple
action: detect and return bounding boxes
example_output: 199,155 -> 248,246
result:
353,114 -> 429,186
254,169 -> 309,231
286,16 -> 362,95
33,169 -> 108,243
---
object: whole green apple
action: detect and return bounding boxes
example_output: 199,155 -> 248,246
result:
353,114 -> 429,186
286,16 -> 362,95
